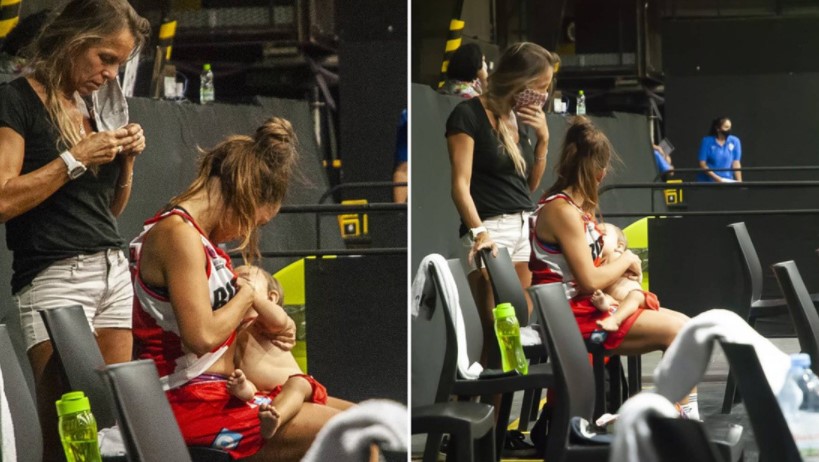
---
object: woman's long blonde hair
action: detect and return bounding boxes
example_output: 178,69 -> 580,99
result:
484,42 -> 559,176
24,0 -> 150,151
545,116 -> 616,215
169,117 -> 299,264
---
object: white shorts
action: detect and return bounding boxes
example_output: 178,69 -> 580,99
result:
15,249 -> 134,351
462,210 -> 532,273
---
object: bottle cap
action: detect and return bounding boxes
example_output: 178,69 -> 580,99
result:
56,391 -> 91,417
203,63 -> 211,71
791,353 -> 811,368
579,90 -> 584,96
493,303 -> 516,320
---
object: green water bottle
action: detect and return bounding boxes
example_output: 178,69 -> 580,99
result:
493,303 -> 528,375
56,391 -> 102,462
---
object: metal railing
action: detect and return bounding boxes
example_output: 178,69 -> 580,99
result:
248,181 -> 408,259
598,180 -> 819,216
652,166 -> 819,182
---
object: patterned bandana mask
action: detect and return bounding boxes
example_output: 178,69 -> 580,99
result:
513,88 -> 549,111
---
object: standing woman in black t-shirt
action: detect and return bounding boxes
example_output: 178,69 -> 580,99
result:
446,42 -> 559,366
0,1 -> 149,458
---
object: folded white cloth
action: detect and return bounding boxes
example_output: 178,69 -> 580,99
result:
610,392 -> 679,462
0,361 -> 16,462
98,425 -> 126,457
654,308 -> 790,402
301,399 -> 408,462
520,325 -> 543,347
411,254 -> 483,379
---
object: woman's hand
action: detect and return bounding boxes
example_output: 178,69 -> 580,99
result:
621,250 -> 643,281
515,104 -> 549,142
468,232 -> 497,267
118,123 -> 146,158
70,127 -> 140,167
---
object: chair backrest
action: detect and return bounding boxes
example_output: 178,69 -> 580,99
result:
40,305 -> 117,428
446,258 -> 490,367
728,222 -> 764,306
99,360 -> 193,462
411,260 -> 458,406
528,283 -> 595,458
0,324 -> 44,462
480,247 -> 529,326
772,260 -> 819,372
647,415 -> 725,462
719,340 -> 801,462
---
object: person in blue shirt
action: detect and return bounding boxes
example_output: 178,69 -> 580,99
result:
653,144 -> 674,181
697,117 -> 742,182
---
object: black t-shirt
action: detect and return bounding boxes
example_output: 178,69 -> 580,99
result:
0,78 -> 124,294
445,97 -> 535,236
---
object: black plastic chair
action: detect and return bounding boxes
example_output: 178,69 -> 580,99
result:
40,305 -> 117,428
481,248 -> 636,419
527,283 -> 609,462
719,340 -> 801,462
773,260 -> 819,371
412,259 -> 496,462
422,258 -> 555,461
647,415 -> 726,462
0,324 -> 44,462
479,247 -> 547,428
99,360 -> 195,462
41,305 -> 231,462
723,223 -> 819,413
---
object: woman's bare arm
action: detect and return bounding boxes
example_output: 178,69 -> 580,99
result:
140,217 -> 255,355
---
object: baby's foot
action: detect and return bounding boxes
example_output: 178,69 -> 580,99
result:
591,290 -> 612,313
596,315 -> 620,332
227,369 -> 255,402
259,403 -> 282,439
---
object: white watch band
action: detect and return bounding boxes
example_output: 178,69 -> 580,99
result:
469,225 -> 487,240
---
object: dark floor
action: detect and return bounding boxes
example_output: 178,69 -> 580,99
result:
411,338 -> 800,461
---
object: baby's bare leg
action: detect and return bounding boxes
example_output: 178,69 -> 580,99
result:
591,289 -> 617,313
607,277 -> 643,302
227,369 -> 258,402
260,376 -> 314,439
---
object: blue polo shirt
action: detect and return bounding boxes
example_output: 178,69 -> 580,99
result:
654,149 -> 672,175
697,135 -> 742,182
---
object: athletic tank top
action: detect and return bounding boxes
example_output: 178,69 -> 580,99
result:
130,207 -> 238,389
528,192 -> 604,298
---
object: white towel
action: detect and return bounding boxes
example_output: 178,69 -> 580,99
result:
301,399 -> 408,462
654,308 -> 791,403
520,325 -> 543,347
98,425 -> 126,457
411,254 -> 483,379
609,392 -> 679,462
0,360 -> 16,462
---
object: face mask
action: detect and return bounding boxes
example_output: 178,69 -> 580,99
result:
720,129 -> 731,137
513,88 -> 549,111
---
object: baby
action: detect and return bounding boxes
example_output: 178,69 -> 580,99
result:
228,266 -> 327,438
591,223 -> 645,332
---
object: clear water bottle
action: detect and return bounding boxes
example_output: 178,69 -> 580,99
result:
576,90 -> 586,115
200,63 -> 215,104
56,391 -> 102,462
777,353 -> 819,460
492,303 -> 528,375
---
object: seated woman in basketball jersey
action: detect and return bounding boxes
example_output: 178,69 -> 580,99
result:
131,118 -> 351,461
530,116 -> 698,419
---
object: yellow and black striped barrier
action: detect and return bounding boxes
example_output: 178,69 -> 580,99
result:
438,18 -> 464,88
0,0 -> 22,40
158,19 -> 177,61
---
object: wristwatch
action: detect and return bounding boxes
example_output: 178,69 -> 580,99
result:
59,150 -> 87,180
469,225 -> 487,240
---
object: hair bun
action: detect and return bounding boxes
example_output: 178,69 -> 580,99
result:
255,117 -> 296,149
